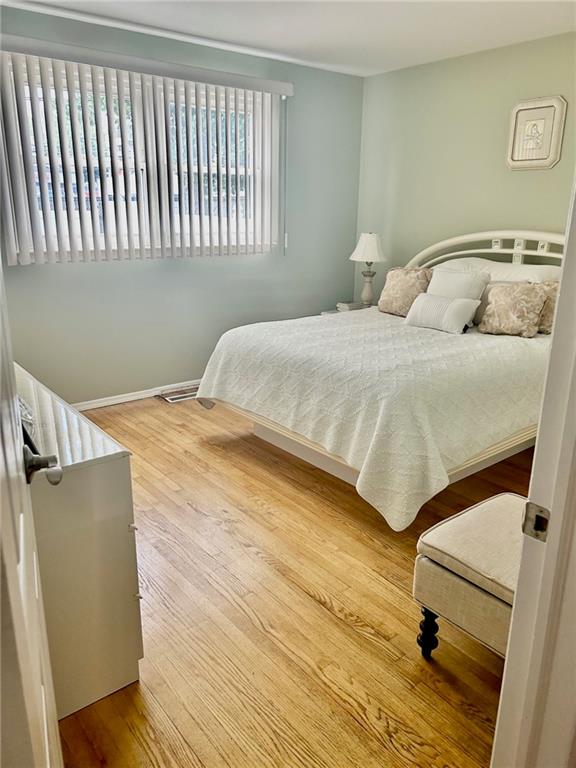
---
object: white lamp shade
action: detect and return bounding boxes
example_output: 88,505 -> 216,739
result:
349,232 -> 387,264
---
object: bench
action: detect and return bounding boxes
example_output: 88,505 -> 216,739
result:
413,493 -> 525,658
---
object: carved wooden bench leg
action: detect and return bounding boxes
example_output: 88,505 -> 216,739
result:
417,607 -> 439,660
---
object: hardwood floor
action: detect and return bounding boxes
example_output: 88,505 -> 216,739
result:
59,397 -> 533,768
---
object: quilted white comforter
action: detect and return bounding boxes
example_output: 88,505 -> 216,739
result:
197,308 -> 550,530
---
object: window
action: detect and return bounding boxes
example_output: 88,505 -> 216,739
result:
0,52 -> 287,264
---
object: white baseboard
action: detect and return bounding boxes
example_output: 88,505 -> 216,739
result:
73,379 -> 202,412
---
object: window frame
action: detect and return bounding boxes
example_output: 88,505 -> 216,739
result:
0,37 -> 291,265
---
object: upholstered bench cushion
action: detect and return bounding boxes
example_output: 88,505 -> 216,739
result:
417,493 -> 525,604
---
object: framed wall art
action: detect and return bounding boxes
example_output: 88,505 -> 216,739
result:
507,96 -> 567,170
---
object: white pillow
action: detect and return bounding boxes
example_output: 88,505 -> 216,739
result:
434,257 -> 561,283
427,267 -> 490,300
405,294 -> 480,334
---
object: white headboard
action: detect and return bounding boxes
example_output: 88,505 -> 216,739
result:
406,230 -> 565,269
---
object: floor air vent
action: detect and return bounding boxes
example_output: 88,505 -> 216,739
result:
159,384 -> 200,403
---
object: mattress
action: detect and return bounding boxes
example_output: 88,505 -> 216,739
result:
197,308 -> 550,530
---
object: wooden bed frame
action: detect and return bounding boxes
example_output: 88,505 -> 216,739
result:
201,230 -> 565,489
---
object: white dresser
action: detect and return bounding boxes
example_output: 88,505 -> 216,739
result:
15,364 -> 143,719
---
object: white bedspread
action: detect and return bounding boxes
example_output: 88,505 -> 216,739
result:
197,308 -> 550,530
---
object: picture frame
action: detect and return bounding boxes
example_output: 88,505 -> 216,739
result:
507,96 -> 567,170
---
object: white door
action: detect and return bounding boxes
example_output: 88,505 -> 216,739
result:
0,260 -> 63,767
491,180 -> 576,767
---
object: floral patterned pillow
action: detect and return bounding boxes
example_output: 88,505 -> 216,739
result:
378,267 -> 432,317
538,281 -> 559,334
474,280 -> 528,325
478,282 -> 547,338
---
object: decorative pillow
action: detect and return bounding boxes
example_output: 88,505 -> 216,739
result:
478,283 -> 547,338
405,294 -> 480,334
434,257 -> 561,283
427,268 -> 490,300
538,281 -> 559,334
473,280 -> 529,325
378,267 -> 432,317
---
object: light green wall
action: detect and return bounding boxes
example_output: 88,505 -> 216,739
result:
1,7 -> 363,402
2,10 -> 575,402
356,33 -> 576,299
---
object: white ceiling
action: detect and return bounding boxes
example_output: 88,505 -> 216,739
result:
8,1 -> 576,76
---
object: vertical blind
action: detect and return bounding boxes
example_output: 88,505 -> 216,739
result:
0,51 -> 286,265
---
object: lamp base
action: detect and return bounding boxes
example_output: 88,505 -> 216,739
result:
360,266 -> 377,306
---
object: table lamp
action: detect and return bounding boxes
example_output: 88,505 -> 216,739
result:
349,233 -> 388,306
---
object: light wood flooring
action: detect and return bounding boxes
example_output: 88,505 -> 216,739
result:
59,397 -> 533,768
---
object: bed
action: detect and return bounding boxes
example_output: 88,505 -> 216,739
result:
197,230 -> 564,530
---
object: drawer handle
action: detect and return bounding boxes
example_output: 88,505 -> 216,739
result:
135,593 -> 143,600
128,523 -> 138,532
23,446 -> 63,486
